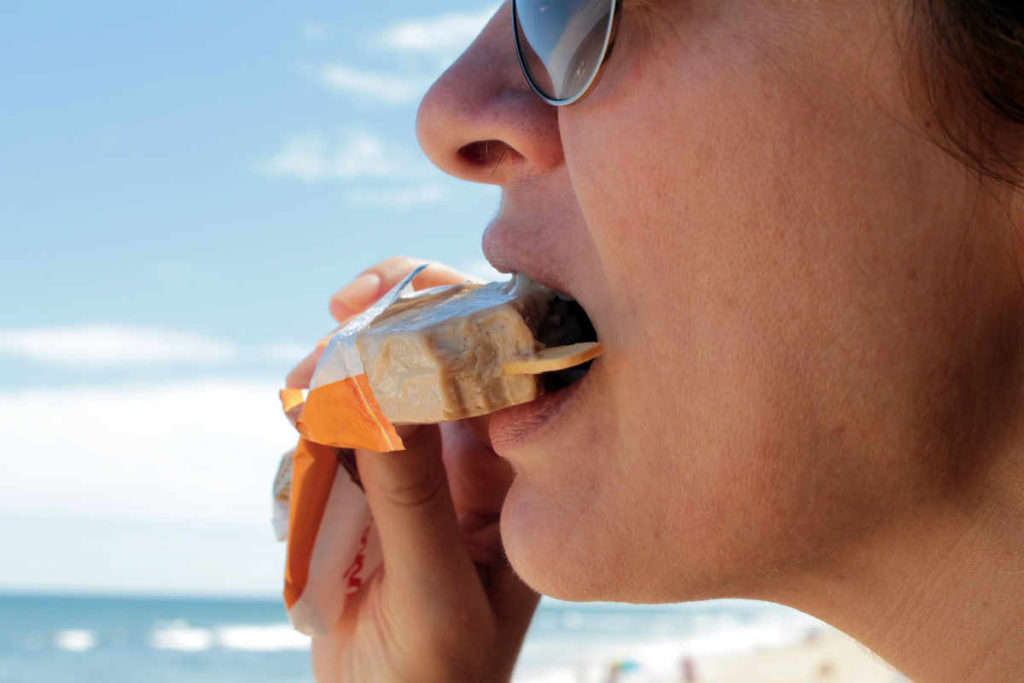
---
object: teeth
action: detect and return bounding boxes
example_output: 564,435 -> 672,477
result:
509,272 -> 539,296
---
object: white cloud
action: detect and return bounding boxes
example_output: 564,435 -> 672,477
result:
0,379 -> 296,523
0,511 -> 287,595
299,21 -> 329,42
343,183 -> 451,207
0,378 -> 296,592
259,129 -> 429,182
319,64 -> 432,104
0,325 -> 312,368
0,325 -> 237,366
378,7 -> 497,57
257,342 -> 310,363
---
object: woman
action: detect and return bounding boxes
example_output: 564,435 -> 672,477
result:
287,1 -> 1024,680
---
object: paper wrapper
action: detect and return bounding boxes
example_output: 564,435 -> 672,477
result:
275,266 -> 424,635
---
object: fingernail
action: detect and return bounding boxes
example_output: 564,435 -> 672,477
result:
331,273 -> 381,314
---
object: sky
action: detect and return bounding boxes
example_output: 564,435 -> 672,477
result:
0,0 -> 505,596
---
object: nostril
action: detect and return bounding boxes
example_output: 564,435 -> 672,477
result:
458,139 -> 523,171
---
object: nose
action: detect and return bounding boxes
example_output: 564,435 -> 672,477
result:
415,3 -> 563,186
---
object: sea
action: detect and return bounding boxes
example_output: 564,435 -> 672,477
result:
0,593 -> 822,682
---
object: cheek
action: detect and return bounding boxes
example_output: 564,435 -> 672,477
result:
545,4 -> 994,597
544,103 -> 817,599
497,354 -> 822,601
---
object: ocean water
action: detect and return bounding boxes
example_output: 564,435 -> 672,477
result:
0,593 -> 819,682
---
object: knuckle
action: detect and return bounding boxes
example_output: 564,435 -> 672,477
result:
399,626 -> 491,682
380,463 -> 446,509
389,256 -> 430,280
284,349 -> 319,388
284,366 -> 305,388
377,255 -> 420,274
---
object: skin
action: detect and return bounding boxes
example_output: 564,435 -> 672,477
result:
287,260 -> 539,682
296,1 -> 1024,680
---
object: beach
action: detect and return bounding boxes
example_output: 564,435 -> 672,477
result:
517,626 -> 903,683
513,602 -> 904,683
682,629 -> 903,683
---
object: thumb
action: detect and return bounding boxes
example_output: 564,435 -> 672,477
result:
355,426 -> 482,605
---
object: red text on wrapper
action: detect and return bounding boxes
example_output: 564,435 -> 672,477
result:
343,523 -> 372,595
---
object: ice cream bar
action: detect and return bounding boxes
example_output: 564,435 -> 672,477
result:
276,266 -> 601,635
356,276 -> 553,424
286,267 -> 601,452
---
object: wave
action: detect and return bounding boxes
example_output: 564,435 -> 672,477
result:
149,621 -> 214,651
149,621 -> 310,652
215,624 -> 310,652
54,629 -> 98,652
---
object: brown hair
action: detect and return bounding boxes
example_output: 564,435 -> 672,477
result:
912,0 -> 1024,187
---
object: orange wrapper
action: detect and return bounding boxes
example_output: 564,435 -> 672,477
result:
294,375 -> 402,452
274,267 -> 424,634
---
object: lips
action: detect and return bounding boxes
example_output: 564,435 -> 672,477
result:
484,221 -> 601,352
483,202 -> 603,449
489,350 -> 596,453
490,272 -> 601,452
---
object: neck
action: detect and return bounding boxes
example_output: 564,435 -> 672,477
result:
778,423 -> 1024,682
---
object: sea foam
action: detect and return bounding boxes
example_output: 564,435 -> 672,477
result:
148,621 -> 310,652
54,629 -> 98,652
215,624 -> 310,651
149,621 -> 213,652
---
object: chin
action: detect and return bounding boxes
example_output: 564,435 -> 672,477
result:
499,476 -> 604,601
499,474 -> 668,603
499,470 -> 790,605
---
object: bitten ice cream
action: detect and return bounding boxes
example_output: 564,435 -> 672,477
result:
358,273 -> 602,424
275,265 -> 601,634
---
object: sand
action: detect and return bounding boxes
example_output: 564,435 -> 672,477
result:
685,629 -> 906,683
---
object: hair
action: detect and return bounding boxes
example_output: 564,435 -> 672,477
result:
911,0 -> 1024,188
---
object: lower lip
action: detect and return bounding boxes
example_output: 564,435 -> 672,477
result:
489,363 -> 593,453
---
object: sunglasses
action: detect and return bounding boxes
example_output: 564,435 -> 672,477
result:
512,0 -> 622,106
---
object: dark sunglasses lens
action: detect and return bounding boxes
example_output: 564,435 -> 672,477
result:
514,0 -> 614,102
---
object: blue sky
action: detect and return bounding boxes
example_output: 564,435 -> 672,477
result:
1,1 -> 503,595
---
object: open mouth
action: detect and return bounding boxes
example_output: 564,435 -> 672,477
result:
535,294 -> 600,393
487,288 -> 599,451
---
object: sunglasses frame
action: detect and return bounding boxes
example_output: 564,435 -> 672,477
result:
511,0 -> 623,106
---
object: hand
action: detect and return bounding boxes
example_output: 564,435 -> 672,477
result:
286,257 -> 540,682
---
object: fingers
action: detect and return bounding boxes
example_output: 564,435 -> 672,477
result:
487,565 -> 541,653
440,419 -> 515,522
291,256 -> 481,388
285,336 -> 331,389
292,256 -> 480,385
355,426 -> 482,608
328,271 -> 381,322
330,256 -> 482,323
436,419 -> 538,633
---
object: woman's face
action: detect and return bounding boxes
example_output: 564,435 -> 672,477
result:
417,0 -> 1022,602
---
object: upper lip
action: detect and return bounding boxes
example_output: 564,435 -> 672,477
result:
521,269 -> 576,302
489,257 -> 575,302
483,222 -> 577,302
488,240 -> 603,351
